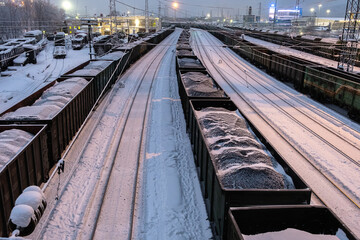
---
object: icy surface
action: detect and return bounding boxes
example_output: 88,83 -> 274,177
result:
0,129 -> 33,169
1,78 -> 87,120
182,72 -> 225,97
197,107 -> 294,189
243,228 -> 347,240
10,205 -> 34,228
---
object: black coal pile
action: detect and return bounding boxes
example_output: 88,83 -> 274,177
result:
197,107 -> 294,190
178,58 -> 204,69
182,72 -> 225,97
177,49 -> 194,56
177,44 -> 191,49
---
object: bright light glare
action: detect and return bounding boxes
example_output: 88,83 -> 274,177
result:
62,1 -> 72,11
135,18 -> 140,27
172,2 -> 178,9
326,9 -> 331,14
310,8 -> 315,12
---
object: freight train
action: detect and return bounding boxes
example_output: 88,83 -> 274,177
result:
0,27 -> 174,237
175,29 -> 358,240
210,29 -> 360,122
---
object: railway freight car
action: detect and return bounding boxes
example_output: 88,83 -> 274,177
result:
0,77 -> 95,167
227,206 -> 357,240
304,66 -> 360,120
188,99 -> 311,239
210,29 -> 360,122
0,125 -> 49,237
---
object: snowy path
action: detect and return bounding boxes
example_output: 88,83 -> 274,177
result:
0,43 -> 90,114
136,32 -> 212,240
29,29 -> 211,240
243,35 -> 360,72
192,29 -> 360,237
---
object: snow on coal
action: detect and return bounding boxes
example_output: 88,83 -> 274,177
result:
196,107 -> 294,189
1,78 -> 88,120
177,49 -> 194,56
178,58 -> 203,69
182,72 -> 225,97
0,129 -> 33,169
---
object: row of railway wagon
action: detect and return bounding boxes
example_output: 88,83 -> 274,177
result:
0,30 -> 46,71
210,29 -> 360,122
0,27 -> 174,237
230,27 -> 344,64
175,30 -> 358,239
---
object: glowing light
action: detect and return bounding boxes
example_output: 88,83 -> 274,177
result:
135,18 -> 140,27
318,4 -> 322,8
62,1 -> 72,11
310,8 -> 315,12
172,2 -> 178,9
326,9 -> 331,14
206,13 -> 210,18
230,19 -> 233,23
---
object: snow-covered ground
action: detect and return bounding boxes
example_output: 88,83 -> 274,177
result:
27,29 -> 211,239
192,29 -> 360,238
0,42 -> 90,114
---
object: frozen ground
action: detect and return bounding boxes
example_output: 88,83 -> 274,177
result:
0,42 -> 90,114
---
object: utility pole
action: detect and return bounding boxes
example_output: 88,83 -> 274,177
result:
258,2 -> 261,22
272,0 -> 277,30
145,0 -> 149,32
110,0 -> 116,34
338,0 -> 360,72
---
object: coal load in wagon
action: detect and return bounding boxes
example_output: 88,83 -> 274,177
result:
177,43 -> 191,49
182,72 -> 225,97
197,107 -> 294,190
178,57 -> 203,69
177,49 -> 194,56
1,78 -> 88,120
0,129 -> 33,169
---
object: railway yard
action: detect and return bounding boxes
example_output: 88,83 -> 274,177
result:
1,26 -> 360,240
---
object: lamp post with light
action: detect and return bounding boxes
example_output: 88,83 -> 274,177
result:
326,9 -> 331,16
172,2 -> 178,21
318,4 -> 322,17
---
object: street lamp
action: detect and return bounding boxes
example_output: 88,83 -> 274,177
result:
172,2 -> 178,21
326,9 -> 331,15
62,1 -> 72,12
318,4 -> 322,16
310,8 -> 315,16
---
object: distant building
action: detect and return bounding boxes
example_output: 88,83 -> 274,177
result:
95,16 -> 160,35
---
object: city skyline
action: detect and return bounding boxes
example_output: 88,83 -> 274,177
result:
52,0 -> 346,19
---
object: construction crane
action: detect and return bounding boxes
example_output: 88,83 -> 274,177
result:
338,0 -> 360,72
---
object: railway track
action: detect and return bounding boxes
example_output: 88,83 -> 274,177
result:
191,28 -> 360,237
29,30 -> 181,239
197,31 -> 360,166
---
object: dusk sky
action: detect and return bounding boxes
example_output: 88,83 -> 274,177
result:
52,0 -> 346,19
